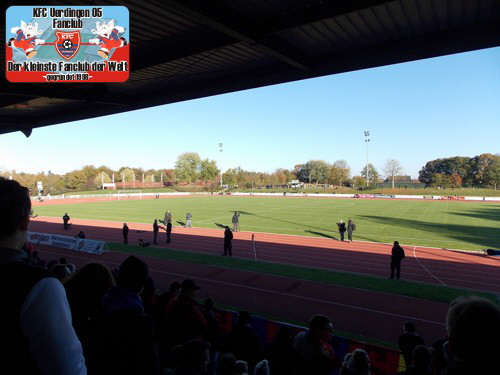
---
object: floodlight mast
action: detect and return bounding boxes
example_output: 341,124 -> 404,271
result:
219,143 -> 223,188
364,131 -> 370,187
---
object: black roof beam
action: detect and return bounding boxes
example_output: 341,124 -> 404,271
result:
157,0 -> 311,70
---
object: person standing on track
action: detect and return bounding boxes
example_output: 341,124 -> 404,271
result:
223,226 -> 233,257
186,211 -> 192,228
347,218 -> 355,243
166,221 -> 172,244
122,223 -> 129,244
63,213 -> 70,230
336,220 -> 346,241
164,210 -> 172,225
232,212 -> 240,232
153,219 -> 159,244
390,241 -> 405,280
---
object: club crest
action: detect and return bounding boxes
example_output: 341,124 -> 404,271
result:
55,31 -> 81,60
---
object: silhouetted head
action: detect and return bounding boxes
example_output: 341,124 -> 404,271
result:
118,255 -> 148,293
0,178 -> 31,246
446,296 -> 500,361
412,345 -> 431,368
309,314 -> 334,341
181,279 -> 201,296
169,281 -> 181,293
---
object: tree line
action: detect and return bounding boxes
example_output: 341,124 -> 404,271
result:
418,153 -> 500,189
1,152 -> 498,195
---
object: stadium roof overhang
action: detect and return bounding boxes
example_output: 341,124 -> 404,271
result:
1,0 -> 500,136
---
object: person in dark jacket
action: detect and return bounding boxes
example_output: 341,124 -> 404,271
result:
397,345 -> 433,375
203,297 -> 223,355
336,220 -> 346,241
398,321 -> 425,368
223,226 -> 233,257
166,221 -> 172,243
63,212 -> 70,230
89,255 -> 160,375
225,311 -> 262,373
390,241 -> 406,279
153,219 -> 159,244
264,326 -> 302,375
123,222 -> 129,244
347,218 -> 355,242
232,212 -> 240,232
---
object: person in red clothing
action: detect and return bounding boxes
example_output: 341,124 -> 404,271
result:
165,279 -> 207,349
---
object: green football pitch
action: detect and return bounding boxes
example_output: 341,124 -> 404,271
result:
34,196 -> 500,251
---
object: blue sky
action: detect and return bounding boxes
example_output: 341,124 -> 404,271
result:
1,46 -> 499,179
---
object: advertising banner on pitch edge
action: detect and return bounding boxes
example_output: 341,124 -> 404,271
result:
6,6 -> 129,82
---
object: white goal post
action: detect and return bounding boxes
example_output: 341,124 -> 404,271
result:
116,190 -> 142,200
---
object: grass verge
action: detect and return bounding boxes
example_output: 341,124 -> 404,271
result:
107,243 -> 499,305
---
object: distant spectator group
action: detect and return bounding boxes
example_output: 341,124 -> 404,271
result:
2,176 -> 500,375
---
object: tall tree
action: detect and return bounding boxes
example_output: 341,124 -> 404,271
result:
352,176 -> 365,188
472,153 -> 496,185
383,159 -> 403,189
93,172 -> 112,188
308,160 -> 331,184
483,156 -> 500,189
199,158 -> 219,184
275,169 -> 288,185
295,163 -> 309,183
64,170 -> 87,190
175,152 -> 201,183
360,164 -> 379,186
329,160 -> 350,186
222,168 -> 237,186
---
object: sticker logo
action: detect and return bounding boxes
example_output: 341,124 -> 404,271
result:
6,6 -> 129,83
55,30 -> 81,60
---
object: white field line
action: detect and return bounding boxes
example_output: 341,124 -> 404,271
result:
41,247 -> 445,326
413,246 -> 446,285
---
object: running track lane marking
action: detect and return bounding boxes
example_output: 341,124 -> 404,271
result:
42,248 -> 445,327
413,246 -> 446,285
